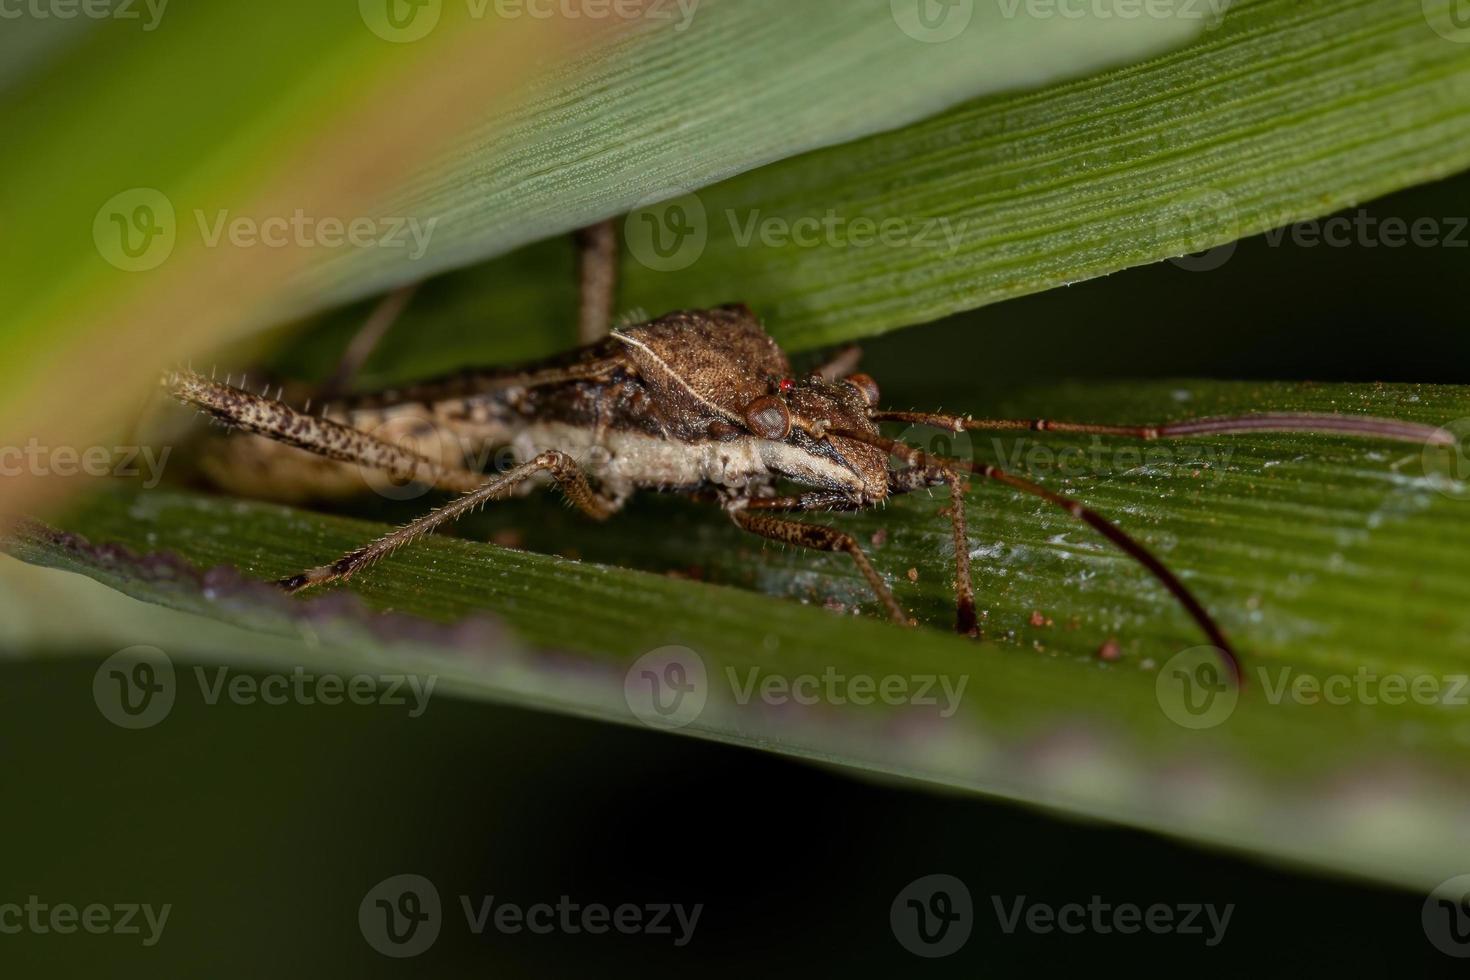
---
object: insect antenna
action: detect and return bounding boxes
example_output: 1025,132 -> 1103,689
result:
827,426 -> 1243,686
870,410 -> 1454,446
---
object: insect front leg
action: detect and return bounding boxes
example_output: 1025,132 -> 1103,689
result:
729,506 -> 908,626
280,450 -> 619,592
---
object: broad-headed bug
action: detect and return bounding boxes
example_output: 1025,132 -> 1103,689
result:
164,221 -> 1453,685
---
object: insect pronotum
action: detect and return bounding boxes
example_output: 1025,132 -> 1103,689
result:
164,220 -> 1453,686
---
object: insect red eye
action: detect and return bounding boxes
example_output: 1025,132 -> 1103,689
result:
777,378 -> 795,394
743,394 -> 792,439
844,373 -> 880,407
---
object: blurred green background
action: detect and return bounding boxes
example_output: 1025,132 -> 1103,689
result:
2,169 -> 1467,975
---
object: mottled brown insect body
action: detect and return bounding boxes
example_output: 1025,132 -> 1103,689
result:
165,226 -> 1454,688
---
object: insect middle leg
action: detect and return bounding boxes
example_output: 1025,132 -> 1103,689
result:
730,507 -> 908,626
166,372 -> 621,588
280,450 -> 617,592
886,464 -> 978,636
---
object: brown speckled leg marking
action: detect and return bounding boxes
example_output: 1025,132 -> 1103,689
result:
280,450 -> 618,593
576,219 -> 619,345
886,462 -> 977,636
165,370 -> 484,493
731,508 -> 907,626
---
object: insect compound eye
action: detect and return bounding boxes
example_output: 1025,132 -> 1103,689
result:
743,394 -> 793,439
844,373 -> 881,407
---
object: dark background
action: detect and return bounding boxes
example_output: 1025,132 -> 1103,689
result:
1,170 -> 1466,976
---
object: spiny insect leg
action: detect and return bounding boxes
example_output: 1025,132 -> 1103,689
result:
279,450 -> 617,593
163,369 -> 483,493
870,409 -> 1453,446
730,508 -> 907,626
887,464 -> 978,637
576,219 -> 619,344
836,426 -> 1243,686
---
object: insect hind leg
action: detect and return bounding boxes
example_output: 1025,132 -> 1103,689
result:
164,369 -> 483,494
280,451 -> 618,592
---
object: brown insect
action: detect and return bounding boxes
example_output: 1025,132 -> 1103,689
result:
164,221 -> 1451,685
